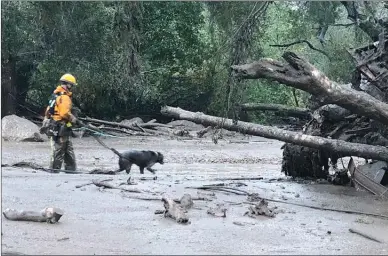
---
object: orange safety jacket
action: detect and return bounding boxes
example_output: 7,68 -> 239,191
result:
44,86 -> 75,123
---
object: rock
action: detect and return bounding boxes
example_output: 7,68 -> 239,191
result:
120,117 -> 144,126
167,120 -> 204,131
2,115 -> 46,142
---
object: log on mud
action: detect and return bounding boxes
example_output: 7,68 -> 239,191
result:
239,103 -> 312,119
3,207 -> 64,223
92,180 -> 141,193
230,51 -> 388,126
162,197 -> 190,224
161,106 -> 388,162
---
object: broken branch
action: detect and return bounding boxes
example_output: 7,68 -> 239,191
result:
269,40 -> 329,58
161,106 -> 388,162
349,228 -> 383,243
92,180 -> 141,193
230,51 -> 388,125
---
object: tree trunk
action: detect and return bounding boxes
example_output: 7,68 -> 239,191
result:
239,103 -> 312,119
1,55 -> 17,117
160,106 -> 388,162
230,51 -> 388,126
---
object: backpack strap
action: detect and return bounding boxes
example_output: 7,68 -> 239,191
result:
48,92 -> 65,116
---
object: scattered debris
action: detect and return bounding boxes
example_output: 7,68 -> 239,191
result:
140,176 -> 158,181
57,237 -> 70,242
76,178 -> 114,188
207,206 -> 227,218
348,157 -> 388,199
162,197 -> 190,224
349,228 -> 382,243
3,207 -> 64,223
179,194 -> 194,210
92,180 -> 141,193
244,199 -> 277,218
232,221 -> 256,226
88,168 -> 119,175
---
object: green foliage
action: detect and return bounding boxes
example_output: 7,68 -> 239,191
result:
3,1 -> 384,122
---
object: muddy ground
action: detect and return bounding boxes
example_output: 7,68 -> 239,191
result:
2,135 -> 388,255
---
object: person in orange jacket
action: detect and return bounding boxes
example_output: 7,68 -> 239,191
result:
41,73 -> 82,171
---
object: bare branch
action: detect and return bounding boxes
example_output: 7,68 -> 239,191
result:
269,40 -> 329,58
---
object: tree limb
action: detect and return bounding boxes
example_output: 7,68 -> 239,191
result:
269,40 -> 329,58
230,51 -> 388,126
161,106 -> 388,162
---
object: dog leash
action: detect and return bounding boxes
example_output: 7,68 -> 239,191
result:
78,124 -> 131,162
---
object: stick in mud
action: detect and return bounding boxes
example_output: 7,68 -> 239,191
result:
92,180 -> 141,193
76,178 -> 114,188
348,228 -> 383,243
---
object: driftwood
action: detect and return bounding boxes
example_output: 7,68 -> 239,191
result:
207,204 -> 227,218
161,106 -> 388,162
92,180 -> 141,193
162,197 -> 190,224
230,51 -> 388,126
75,178 -> 114,188
239,103 -> 312,119
244,199 -> 277,218
349,228 -> 383,243
3,207 -> 64,223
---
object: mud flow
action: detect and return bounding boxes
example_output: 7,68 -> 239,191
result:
2,136 -> 388,255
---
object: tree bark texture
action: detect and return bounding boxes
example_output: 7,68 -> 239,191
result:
161,106 -> 388,162
230,51 -> 388,126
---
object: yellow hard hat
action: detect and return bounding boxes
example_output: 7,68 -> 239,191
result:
59,73 -> 77,85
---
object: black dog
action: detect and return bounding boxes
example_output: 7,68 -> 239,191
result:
116,150 -> 164,174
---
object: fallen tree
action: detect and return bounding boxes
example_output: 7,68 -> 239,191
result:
160,106 -> 388,162
230,51 -> 388,126
239,103 -> 312,119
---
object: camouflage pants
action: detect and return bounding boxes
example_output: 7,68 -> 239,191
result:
49,136 -> 77,171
